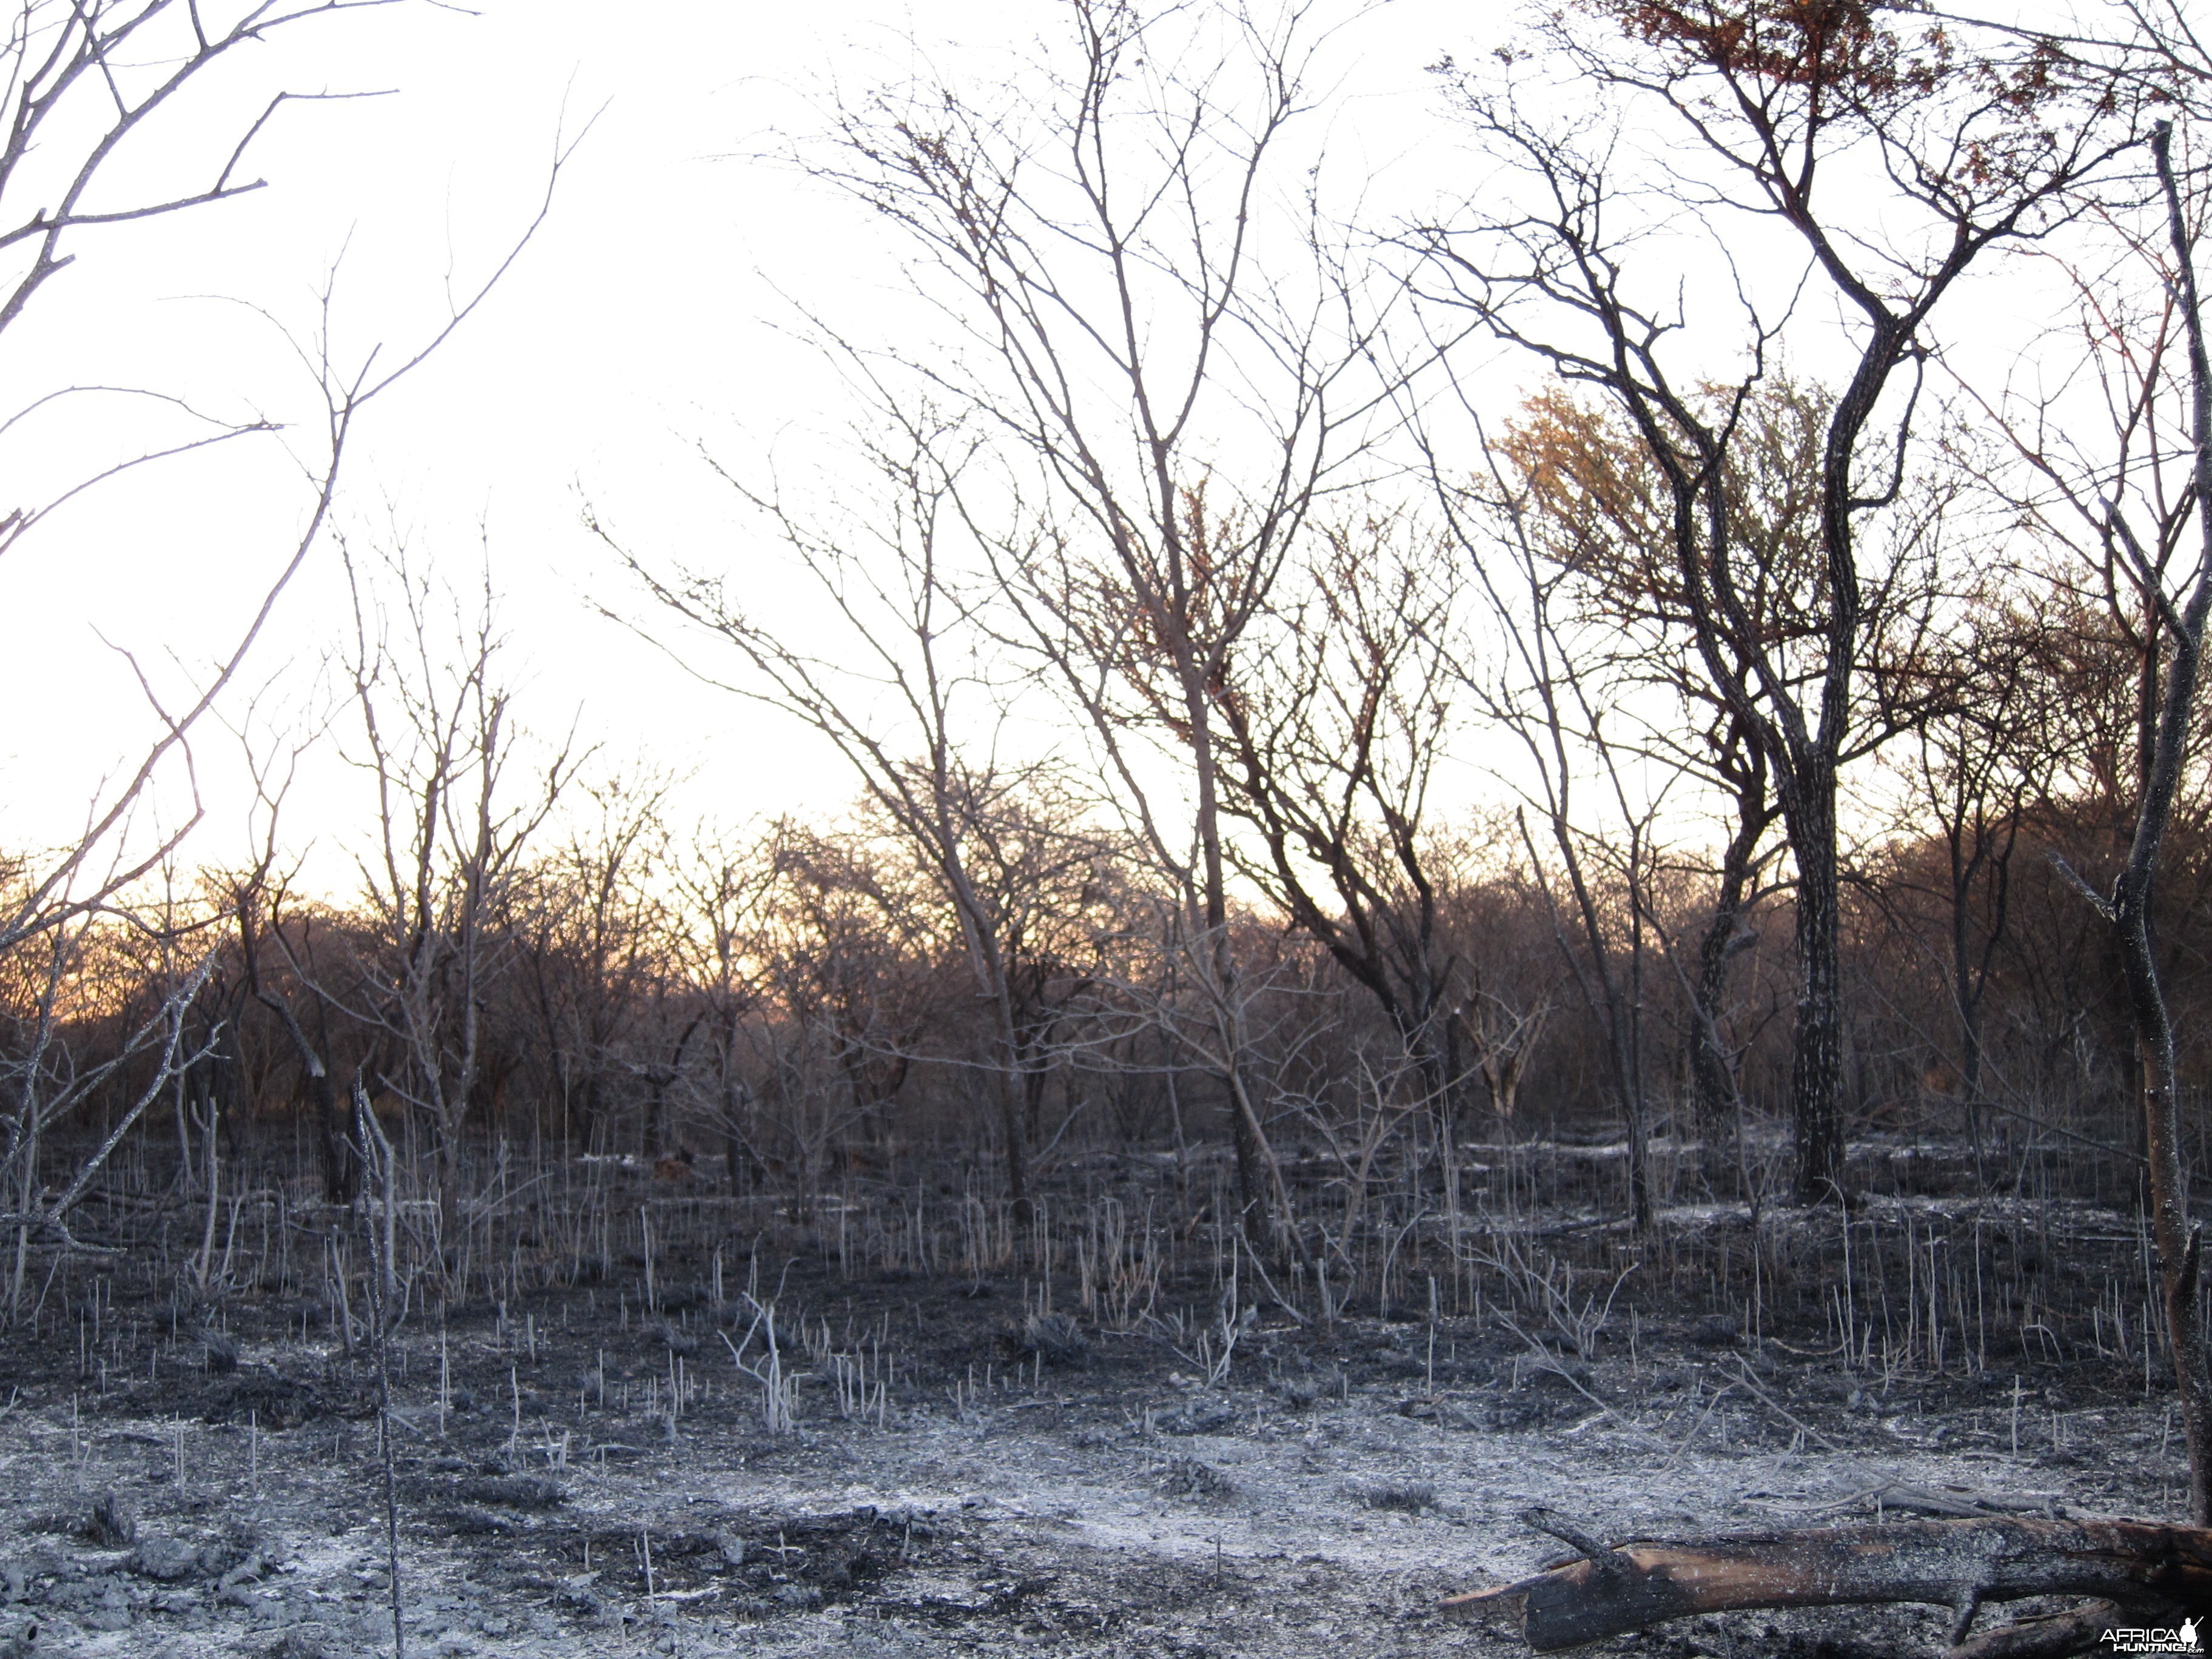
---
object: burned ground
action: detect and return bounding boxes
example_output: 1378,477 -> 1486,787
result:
0,1142 -> 2188,1658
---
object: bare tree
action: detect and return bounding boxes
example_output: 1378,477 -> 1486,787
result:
2087,144 -> 2212,1493
336,547 -> 575,1253
1212,510 -> 1480,1161
0,1 -> 578,1265
608,404 -> 1119,1225
1412,1 -> 2132,1199
753,827 -> 942,1212
803,0 -> 1400,1257
0,894 -> 215,1313
517,772 -> 678,1155
233,835 -> 355,1207
669,826 -> 782,1192
1954,111 -> 2212,1520
1874,596 -> 2054,1175
1475,381 -> 1909,1191
1468,461 -> 1669,1231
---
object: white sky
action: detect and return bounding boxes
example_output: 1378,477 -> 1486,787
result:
0,0 -> 2127,893
0,0 -> 1504,885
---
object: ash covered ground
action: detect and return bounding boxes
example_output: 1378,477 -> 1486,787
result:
0,1198 -> 2180,1659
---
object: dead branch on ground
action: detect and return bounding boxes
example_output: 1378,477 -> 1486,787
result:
1446,1512 -> 2210,1655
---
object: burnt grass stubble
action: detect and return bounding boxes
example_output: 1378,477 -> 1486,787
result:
0,1132 -> 2194,1658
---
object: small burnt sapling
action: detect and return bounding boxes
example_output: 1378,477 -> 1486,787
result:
1016,1312 -> 1089,1367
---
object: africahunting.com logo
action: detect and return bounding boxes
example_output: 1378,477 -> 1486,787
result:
2103,1618 -> 2202,1655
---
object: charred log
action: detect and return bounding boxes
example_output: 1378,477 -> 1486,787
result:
1444,1514 -> 2212,1654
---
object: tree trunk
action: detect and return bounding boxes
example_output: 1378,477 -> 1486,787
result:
1446,1514 -> 2212,1654
2105,120 -> 2212,1526
307,1066 -> 353,1208
722,1075 -> 752,1195
998,1066 -> 1033,1232
251,988 -> 354,1207
2119,882 -> 2212,1521
1786,780 -> 1846,1202
1224,1065 -> 1270,1255
1691,786 -> 1763,1195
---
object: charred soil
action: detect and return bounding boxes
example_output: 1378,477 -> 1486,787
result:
0,1146 -> 2189,1658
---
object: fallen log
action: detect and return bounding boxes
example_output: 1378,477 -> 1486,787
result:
1948,1600 -> 2132,1659
1443,1511 -> 2212,1654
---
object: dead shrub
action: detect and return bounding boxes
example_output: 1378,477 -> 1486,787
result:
1159,1455 -> 1235,1500
1358,1479 -> 1435,1513
1015,1311 -> 1089,1365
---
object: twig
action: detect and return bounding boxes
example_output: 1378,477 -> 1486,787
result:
1520,1506 -> 1615,1569
1654,1382 -> 1735,1478
1233,1232 -> 1310,1327
357,1096 -> 405,1659
1500,1319 -> 1661,1445
1719,1355 -> 1849,1455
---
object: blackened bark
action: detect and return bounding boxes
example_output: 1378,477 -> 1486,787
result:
1786,782 -> 1846,1201
1446,1515 -> 2212,1652
2106,121 -> 2212,1525
1691,778 -> 1768,1192
1416,21 -> 2106,1208
998,1068 -> 1033,1233
306,1065 -> 354,1207
238,896 -> 354,1206
1689,900 -> 1746,1139
1690,831 -> 1760,1194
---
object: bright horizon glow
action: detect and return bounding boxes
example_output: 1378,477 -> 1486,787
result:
0,0 -> 2136,910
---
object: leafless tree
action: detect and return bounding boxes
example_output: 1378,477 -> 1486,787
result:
1410,1 -> 2133,1200
230,746 -> 355,1206
1213,510 -> 1480,1162
516,772 -> 679,1155
0,892 -> 215,1315
1471,380 -> 1937,1193
1873,596 -> 2055,1175
1946,107 -> 2212,1519
668,826 -> 782,1192
752,827 -> 942,1212
0,1 -> 579,1267
1467,454 -> 1668,1231
801,0 -> 1402,1258
605,403 -> 1119,1225
335,546 -> 577,1252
